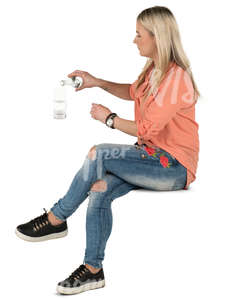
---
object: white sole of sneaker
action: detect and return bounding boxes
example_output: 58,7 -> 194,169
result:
15,228 -> 68,242
57,279 -> 105,295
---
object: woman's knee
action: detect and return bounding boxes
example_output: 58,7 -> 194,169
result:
87,179 -> 111,209
90,179 -> 107,192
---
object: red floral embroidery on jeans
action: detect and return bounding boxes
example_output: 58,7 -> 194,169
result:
144,146 -> 156,157
144,146 -> 171,168
160,155 -> 171,168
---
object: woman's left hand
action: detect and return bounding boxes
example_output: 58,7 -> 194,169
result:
90,103 -> 112,124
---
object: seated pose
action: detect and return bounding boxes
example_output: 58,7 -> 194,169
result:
15,5 -> 200,296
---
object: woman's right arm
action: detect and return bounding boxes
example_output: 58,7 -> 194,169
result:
67,70 -> 133,101
96,79 -> 133,101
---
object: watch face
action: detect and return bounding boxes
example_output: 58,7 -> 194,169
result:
107,118 -> 113,126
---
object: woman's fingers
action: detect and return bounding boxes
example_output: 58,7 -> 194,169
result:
68,70 -> 85,78
67,70 -> 98,90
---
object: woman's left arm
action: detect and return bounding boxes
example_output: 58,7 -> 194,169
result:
113,117 -> 137,137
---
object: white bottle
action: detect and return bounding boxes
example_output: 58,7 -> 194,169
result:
53,86 -> 67,119
60,76 -> 83,88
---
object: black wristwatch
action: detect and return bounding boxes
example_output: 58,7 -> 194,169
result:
105,113 -> 118,129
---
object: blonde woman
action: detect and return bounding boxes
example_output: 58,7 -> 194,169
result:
15,6 -> 200,295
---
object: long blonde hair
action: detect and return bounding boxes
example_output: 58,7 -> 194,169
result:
135,6 -> 200,102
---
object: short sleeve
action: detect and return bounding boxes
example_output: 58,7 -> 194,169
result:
136,66 -> 196,139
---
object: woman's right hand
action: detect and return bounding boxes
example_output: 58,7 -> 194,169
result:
67,70 -> 99,91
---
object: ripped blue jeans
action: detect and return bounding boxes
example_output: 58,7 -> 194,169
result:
50,142 -> 187,269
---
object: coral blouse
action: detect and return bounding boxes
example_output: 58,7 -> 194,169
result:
129,62 -> 200,190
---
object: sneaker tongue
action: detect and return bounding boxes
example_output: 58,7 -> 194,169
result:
71,265 -> 90,280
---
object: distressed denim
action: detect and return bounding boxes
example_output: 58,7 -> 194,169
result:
50,142 -> 187,269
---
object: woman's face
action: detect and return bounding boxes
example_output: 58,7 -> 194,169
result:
133,21 -> 157,61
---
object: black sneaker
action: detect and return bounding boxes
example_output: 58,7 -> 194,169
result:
57,264 -> 105,295
15,208 -> 68,242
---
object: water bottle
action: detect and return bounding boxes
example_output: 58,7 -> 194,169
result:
60,76 -> 83,88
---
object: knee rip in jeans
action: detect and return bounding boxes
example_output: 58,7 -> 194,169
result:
90,180 -> 107,192
88,145 -> 97,160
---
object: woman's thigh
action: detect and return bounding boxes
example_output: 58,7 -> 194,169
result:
95,142 -> 187,191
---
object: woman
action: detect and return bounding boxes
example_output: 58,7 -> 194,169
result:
15,6 -> 200,295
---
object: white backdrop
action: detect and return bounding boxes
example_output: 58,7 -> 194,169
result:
0,0 -> 226,299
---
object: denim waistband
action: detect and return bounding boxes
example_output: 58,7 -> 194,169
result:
134,142 -> 177,161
